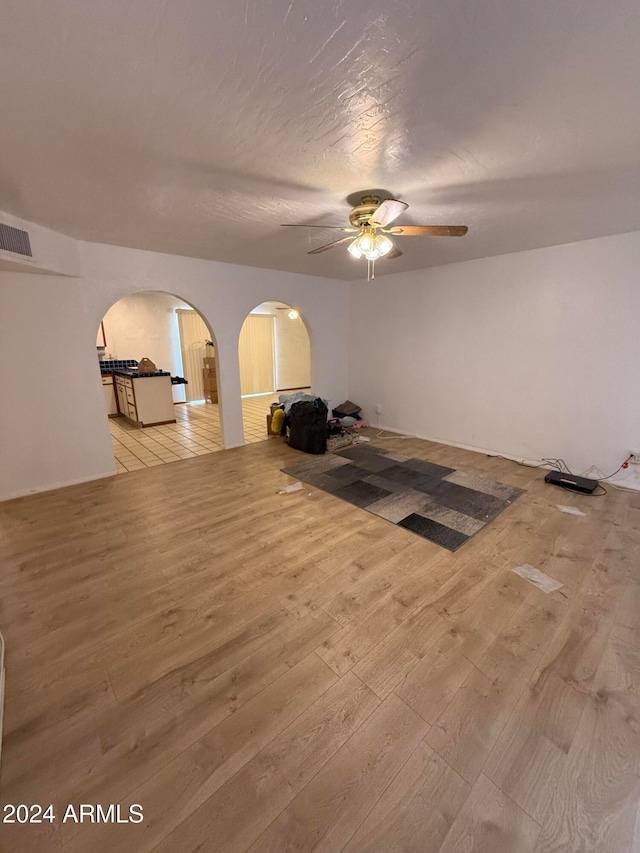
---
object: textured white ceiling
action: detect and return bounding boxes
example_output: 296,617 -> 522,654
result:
1,0 -> 640,280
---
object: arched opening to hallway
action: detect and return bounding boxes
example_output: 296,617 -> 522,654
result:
98,291 -> 223,473
238,301 -> 311,444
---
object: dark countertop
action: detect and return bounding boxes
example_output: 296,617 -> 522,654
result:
101,368 -> 171,379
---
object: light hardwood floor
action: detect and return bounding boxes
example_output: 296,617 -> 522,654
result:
1,432 -> 639,852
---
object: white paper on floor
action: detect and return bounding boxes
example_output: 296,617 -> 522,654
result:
512,564 -> 564,594
278,482 -> 304,494
556,505 -> 586,517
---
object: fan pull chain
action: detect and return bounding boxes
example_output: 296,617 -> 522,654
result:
367,258 -> 376,281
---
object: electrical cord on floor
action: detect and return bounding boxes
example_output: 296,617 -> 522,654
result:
487,454 -> 567,472
598,455 -> 632,480
488,454 -> 613,496
375,430 -> 416,439
491,452 -> 631,492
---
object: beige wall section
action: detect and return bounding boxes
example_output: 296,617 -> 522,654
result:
101,292 -> 188,402
239,314 -> 275,395
275,312 -> 311,390
176,309 -> 211,402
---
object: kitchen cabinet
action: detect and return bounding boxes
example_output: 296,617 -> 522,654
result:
113,374 -> 175,427
102,375 -> 118,417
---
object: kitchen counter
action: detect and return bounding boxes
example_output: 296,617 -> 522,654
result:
101,368 -> 171,379
108,372 -> 176,427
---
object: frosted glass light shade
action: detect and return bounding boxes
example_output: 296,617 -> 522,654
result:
348,232 -> 395,262
377,235 -> 393,256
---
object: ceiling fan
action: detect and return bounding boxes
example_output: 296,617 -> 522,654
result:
282,194 -> 468,279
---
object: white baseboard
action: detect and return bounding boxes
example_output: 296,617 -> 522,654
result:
374,423 -> 640,491
374,424 -> 549,468
0,469 -> 117,502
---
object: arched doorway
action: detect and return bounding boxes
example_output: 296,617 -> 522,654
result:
238,301 -> 311,443
97,291 -> 223,473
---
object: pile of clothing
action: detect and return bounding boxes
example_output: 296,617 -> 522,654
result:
270,394 -> 329,454
270,396 -> 371,456
330,400 -> 371,431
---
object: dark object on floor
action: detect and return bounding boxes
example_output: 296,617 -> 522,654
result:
544,470 -> 599,494
288,398 -> 328,455
282,444 -> 525,550
332,400 -> 362,419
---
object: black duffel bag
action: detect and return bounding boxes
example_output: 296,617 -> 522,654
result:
288,398 -> 328,454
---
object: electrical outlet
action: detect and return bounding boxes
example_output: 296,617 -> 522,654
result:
375,404 -> 382,415
630,449 -> 640,464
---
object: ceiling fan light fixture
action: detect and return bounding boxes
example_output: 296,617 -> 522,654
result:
286,195 -> 467,275
349,230 -> 394,261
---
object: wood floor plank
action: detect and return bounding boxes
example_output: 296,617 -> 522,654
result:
61,653 -> 338,853
536,636 -> 640,852
54,611 -> 340,834
141,672 -> 380,853
394,568 -> 533,725
280,529 -> 412,620
320,541 -> 445,626
482,596 -> 613,822
438,773 -> 541,852
425,592 -> 566,783
315,552 -> 451,677
342,741 -> 470,853
612,579 -> 640,650
353,604 -> 448,699
395,631 -> 476,725
243,693 -> 429,853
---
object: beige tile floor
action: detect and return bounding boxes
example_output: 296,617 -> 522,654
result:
110,390 -> 309,473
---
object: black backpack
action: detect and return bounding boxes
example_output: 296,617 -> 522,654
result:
288,398 -> 328,454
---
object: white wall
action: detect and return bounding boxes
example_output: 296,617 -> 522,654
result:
0,215 -> 349,500
101,292 -> 188,402
348,230 -> 640,478
0,273 -> 116,497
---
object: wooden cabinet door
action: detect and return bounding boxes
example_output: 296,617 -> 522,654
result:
116,382 -> 128,417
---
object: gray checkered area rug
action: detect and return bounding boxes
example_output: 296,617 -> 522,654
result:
281,444 -> 525,551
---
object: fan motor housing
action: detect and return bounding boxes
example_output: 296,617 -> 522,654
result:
349,195 -> 382,227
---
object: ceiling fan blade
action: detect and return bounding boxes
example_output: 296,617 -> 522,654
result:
386,245 -> 403,260
370,199 -> 409,227
307,235 -> 355,255
281,224 -> 357,231
386,225 -> 468,237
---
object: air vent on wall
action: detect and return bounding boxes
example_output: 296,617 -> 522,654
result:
0,223 -> 33,257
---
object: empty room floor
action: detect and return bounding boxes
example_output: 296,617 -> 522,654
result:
1,433 -> 639,851
110,391 -> 307,473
